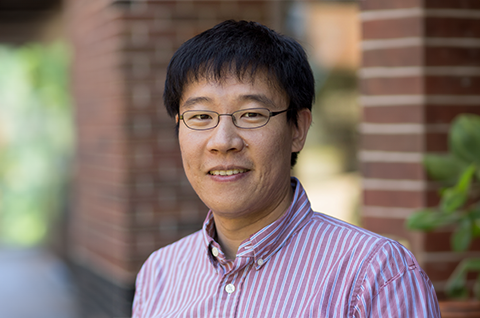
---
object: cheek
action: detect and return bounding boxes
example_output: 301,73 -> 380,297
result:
252,130 -> 292,166
179,132 -> 200,168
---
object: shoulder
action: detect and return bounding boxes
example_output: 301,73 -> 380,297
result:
306,214 -> 440,317
133,230 -> 205,316
306,212 -> 422,289
137,230 -> 204,280
306,212 -> 389,250
298,212 -> 413,284
325,221 -> 442,317
308,212 -> 418,282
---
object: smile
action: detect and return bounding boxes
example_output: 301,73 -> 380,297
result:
208,169 -> 248,176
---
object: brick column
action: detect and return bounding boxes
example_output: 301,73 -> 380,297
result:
66,1 -> 285,316
359,0 -> 480,298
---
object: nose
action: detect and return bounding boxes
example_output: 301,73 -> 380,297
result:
206,115 -> 245,154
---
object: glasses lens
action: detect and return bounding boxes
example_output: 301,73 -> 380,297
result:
233,108 -> 270,128
182,110 -> 218,130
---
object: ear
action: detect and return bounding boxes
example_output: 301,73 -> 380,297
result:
291,109 -> 312,153
175,114 -> 179,124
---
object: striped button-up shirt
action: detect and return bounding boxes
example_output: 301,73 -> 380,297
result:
133,178 -> 441,317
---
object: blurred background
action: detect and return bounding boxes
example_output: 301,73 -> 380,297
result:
0,0 -> 479,317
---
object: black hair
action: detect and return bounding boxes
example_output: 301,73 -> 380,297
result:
163,20 -> 315,166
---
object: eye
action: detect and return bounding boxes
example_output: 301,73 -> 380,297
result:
183,111 -> 216,129
242,112 -> 261,118
192,113 -> 212,120
185,112 -> 214,121
239,110 -> 268,120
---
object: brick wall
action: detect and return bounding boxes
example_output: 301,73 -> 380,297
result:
359,0 -> 480,299
65,1 -> 287,316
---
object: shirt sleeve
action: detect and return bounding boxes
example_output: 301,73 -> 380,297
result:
352,241 -> 441,318
132,261 -> 145,318
132,250 -> 160,318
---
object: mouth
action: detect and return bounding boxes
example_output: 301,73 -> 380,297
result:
208,169 -> 249,176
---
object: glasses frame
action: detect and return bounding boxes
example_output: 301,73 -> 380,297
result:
178,108 -> 289,131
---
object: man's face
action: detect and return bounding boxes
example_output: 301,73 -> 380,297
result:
177,73 -> 310,222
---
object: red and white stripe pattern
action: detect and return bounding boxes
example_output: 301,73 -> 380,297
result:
133,178 -> 440,317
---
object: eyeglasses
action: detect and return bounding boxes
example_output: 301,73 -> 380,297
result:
179,108 -> 288,130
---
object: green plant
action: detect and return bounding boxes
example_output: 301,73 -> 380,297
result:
0,43 -> 72,246
407,114 -> 480,299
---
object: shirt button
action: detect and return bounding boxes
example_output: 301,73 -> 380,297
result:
257,258 -> 264,266
225,283 -> 235,294
211,247 -> 219,257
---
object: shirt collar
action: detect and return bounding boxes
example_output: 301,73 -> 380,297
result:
202,177 -> 313,270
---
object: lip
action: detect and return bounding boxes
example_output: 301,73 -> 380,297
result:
207,165 -> 251,181
207,165 -> 250,174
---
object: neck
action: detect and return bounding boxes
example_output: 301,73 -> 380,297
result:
212,185 -> 294,260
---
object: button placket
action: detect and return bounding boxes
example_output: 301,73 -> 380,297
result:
225,283 -> 235,294
212,246 -> 219,257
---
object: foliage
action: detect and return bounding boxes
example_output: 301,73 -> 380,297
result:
0,43 -> 72,246
407,114 -> 480,299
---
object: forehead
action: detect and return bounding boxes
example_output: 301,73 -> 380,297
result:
180,70 -> 287,104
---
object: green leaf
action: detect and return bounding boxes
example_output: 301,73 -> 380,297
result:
423,154 -> 466,184
446,278 -> 469,299
446,259 -> 470,299
457,164 -> 477,192
471,205 -> 480,219
450,114 -> 480,165
464,259 -> 480,272
440,165 -> 476,213
472,219 -> 480,237
406,209 -> 459,231
440,187 -> 468,213
447,258 -> 480,299
470,206 -> 480,235
451,217 -> 472,252
440,184 -> 470,214
406,210 -> 437,231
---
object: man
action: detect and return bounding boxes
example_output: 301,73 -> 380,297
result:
133,20 -> 440,317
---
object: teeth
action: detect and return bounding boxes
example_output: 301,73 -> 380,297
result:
209,169 -> 246,176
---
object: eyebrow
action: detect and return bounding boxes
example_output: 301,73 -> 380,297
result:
180,93 -> 276,110
181,96 -> 212,110
239,94 -> 276,108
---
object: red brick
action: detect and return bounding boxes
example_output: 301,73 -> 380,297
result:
363,190 -> 427,208
425,76 -> 480,95
361,77 -> 423,95
182,0 -> 222,3
426,47 -> 480,67
362,18 -> 422,40
361,217 -> 414,242
363,105 -> 424,123
423,259 -> 458,281
360,0 -> 480,299
76,178 -> 128,203
426,17 -> 480,38
425,132 -> 449,152
361,162 -> 426,180
424,231 -> 461,252
360,0 -> 422,11
362,47 -> 423,68
76,164 -> 126,186
425,190 -> 441,206
361,134 -> 423,152
425,105 -> 480,123
425,0 -> 480,9
236,1 -> 269,7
